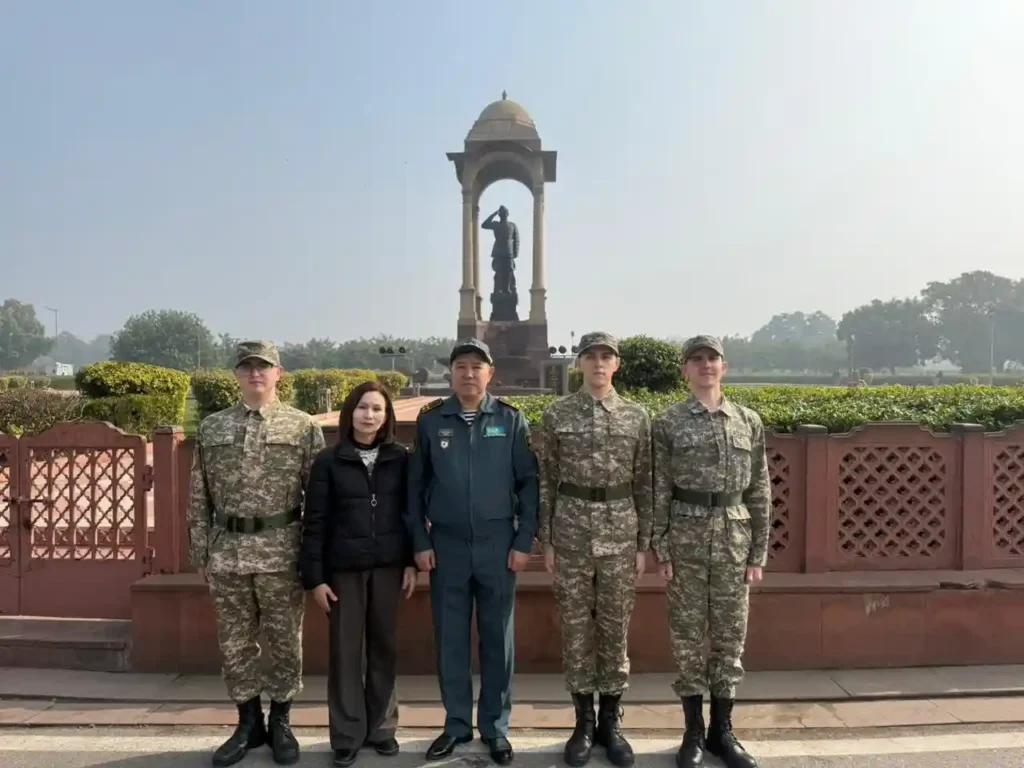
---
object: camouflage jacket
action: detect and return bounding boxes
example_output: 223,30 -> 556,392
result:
186,399 -> 326,575
651,394 -> 771,566
537,388 -> 653,556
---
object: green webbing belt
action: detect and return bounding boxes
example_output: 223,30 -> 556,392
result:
217,506 -> 301,534
671,487 -> 743,507
557,481 -> 634,502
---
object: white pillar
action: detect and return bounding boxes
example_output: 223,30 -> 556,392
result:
459,189 -> 475,321
529,186 -> 546,322
472,201 -> 482,320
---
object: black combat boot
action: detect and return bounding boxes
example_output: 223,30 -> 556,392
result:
706,697 -> 757,768
676,695 -> 706,768
212,696 -> 267,767
595,693 -> 634,767
267,699 -> 300,765
564,692 -> 596,766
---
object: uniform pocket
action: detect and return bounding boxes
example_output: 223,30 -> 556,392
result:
729,428 -> 753,484
726,517 -> 752,565
263,433 -> 303,476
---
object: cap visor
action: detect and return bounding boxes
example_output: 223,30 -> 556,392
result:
450,347 -> 492,364
237,355 -> 277,366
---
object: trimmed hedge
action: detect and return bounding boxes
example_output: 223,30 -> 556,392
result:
76,361 -> 191,400
0,389 -> 86,436
506,384 -> 1024,434
191,370 -> 296,419
375,370 -> 410,398
82,394 -> 185,438
74,361 -> 191,436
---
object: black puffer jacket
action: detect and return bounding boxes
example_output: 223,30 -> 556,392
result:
299,437 -> 412,590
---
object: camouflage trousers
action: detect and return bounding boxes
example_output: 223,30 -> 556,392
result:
208,570 -> 306,703
552,548 -> 636,695
665,515 -> 751,699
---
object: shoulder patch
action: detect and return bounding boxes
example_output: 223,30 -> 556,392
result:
496,396 -> 520,411
420,398 -> 443,414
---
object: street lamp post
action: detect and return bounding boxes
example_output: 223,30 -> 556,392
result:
44,306 -> 58,338
545,335 -> 578,395
379,345 -> 409,371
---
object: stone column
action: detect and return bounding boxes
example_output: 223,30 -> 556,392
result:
472,201 -> 482,320
459,189 -> 475,321
529,185 -> 546,322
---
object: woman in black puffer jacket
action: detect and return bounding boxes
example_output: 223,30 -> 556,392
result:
299,380 -> 416,768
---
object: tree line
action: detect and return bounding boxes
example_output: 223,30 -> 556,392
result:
3,269 -> 1023,375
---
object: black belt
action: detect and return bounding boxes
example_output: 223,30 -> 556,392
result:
671,487 -> 743,507
221,506 -> 301,534
558,481 -> 633,502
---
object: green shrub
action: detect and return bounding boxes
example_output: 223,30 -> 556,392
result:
375,370 -> 409,398
191,369 -> 296,418
291,369 -> 378,413
0,389 -> 86,435
617,335 -> 682,393
0,378 -> 7,390
82,394 -> 186,437
76,361 -> 190,400
505,384 -> 1024,434
5,376 -> 28,390
47,376 -> 79,391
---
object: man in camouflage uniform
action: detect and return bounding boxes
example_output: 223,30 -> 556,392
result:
537,332 -> 653,768
187,341 -> 326,767
651,335 -> 770,768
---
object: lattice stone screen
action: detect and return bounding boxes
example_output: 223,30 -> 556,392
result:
0,438 -> 12,563
829,432 -> 958,570
990,443 -> 1024,561
25,445 -> 140,561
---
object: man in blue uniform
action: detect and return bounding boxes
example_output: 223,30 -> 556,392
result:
405,338 -> 540,765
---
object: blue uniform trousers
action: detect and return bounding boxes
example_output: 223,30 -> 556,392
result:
429,530 -> 516,739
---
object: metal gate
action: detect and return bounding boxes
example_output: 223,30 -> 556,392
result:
0,422 -> 152,618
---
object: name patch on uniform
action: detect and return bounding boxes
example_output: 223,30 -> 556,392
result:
438,428 -> 454,437
484,425 -> 507,438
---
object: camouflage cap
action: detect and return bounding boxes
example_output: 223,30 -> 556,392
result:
682,334 -> 724,361
449,338 -> 493,365
576,331 -> 620,357
235,340 -> 281,367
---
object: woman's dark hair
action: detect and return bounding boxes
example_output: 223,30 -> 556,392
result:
337,380 -> 397,444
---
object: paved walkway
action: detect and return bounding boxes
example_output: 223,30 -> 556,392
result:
312,395 -> 433,427
5,726 -> 1024,767
3,666 -> 1024,729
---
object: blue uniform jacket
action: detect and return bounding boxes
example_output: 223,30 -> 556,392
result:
405,393 -> 539,555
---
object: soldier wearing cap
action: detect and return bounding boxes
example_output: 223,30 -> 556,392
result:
186,340 -> 326,767
537,332 -> 652,768
405,338 -> 539,766
651,335 -> 770,768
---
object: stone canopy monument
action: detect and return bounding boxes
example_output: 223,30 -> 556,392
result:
447,92 -> 556,387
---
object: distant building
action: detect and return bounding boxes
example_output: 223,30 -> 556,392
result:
51,362 -> 74,377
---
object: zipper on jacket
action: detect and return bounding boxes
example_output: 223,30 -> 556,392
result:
367,466 -> 377,543
468,415 -> 476,540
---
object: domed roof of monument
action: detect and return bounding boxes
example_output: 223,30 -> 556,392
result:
466,91 -> 540,143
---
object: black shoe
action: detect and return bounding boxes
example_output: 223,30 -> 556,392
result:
706,697 -> 757,768
564,692 -> 596,766
212,696 -> 267,767
365,736 -> 400,756
425,732 -> 472,760
595,693 -> 634,767
482,735 -> 514,765
676,695 -> 706,768
332,748 -> 358,767
267,700 -> 300,765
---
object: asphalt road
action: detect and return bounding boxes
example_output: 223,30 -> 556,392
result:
2,725 -> 1024,768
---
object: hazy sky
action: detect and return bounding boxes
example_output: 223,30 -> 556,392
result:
3,1 -> 1023,345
